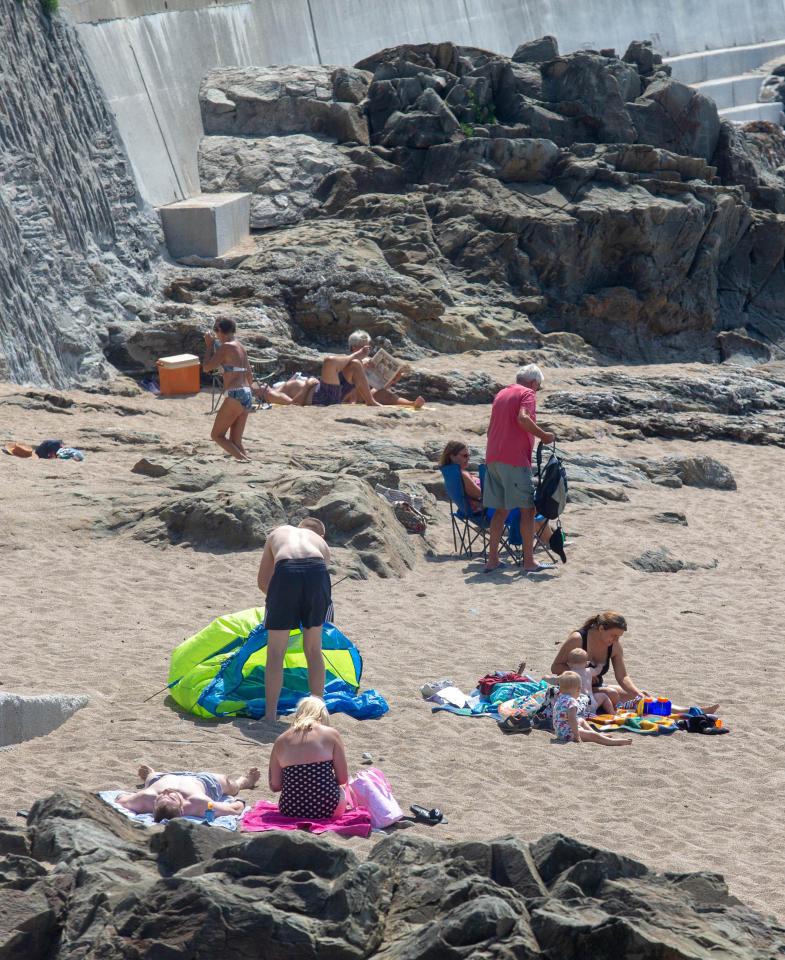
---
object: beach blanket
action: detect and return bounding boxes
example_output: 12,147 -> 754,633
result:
586,714 -> 679,735
98,790 -> 241,830
241,799 -> 372,838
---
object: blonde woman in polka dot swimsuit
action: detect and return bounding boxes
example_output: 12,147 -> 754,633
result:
269,697 -> 349,819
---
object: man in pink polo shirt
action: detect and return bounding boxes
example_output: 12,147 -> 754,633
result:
483,364 -> 555,573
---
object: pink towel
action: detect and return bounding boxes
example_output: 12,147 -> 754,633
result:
241,799 -> 372,838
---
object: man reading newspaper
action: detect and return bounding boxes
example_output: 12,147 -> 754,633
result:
345,331 -> 425,408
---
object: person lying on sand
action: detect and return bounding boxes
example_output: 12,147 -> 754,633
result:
116,765 -> 260,821
254,375 -> 320,406
257,518 -> 332,721
552,673 -> 632,746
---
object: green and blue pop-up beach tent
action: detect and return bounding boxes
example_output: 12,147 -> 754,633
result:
167,607 -> 388,720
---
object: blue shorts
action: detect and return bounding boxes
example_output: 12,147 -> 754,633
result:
148,772 -> 224,801
227,387 -> 253,411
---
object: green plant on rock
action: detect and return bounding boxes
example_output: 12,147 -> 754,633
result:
41,0 -> 59,15
467,87 -> 497,126
460,121 -> 475,138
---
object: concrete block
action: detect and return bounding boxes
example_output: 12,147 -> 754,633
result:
719,102 -> 785,123
158,192 -> 250,259
0,693 -> 88,747
694,74 -> 764,109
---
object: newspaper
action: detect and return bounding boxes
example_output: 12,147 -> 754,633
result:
365,348 -> 409,391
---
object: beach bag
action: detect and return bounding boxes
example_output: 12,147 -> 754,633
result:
534,442 -> 568,521
393,501 -> 427,534
347,767 -> 404,828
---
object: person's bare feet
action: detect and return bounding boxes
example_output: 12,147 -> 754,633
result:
522,562 -> 553,573
137,763 -> 154,782
702,703 -> 720,714
610,738 -> 632,746
235,767 -> 261,791
413,396 -> 425,409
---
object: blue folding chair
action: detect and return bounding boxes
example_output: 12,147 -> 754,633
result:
440,464 -> 491,560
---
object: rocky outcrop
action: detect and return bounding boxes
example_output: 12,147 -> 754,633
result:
545,367 -> 785,446
100,460 -> 418,578
0,1 -> 159,387
200,65 -> 371,144
4,789 -> 783,959
182,40 -> 785,367
198,134 -> 352,229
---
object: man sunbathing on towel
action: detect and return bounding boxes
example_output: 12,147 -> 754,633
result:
116,764 -> 260,822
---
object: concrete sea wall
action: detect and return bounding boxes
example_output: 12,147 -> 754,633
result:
62,0 -> 785,206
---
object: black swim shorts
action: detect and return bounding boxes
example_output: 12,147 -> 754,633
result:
265,557 -> 332,631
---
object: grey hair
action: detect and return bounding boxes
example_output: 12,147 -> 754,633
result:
348,329 -> 372,350
515,364 -> 544,387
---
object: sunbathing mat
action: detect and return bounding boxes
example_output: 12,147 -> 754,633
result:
242,799 -> 371,838
98,790 -> 241,830
587,714 -> 679,735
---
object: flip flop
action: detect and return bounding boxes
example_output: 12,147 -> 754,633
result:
522,563 -> 554,574
410,804 -> 447,824
483,562 -> 508,573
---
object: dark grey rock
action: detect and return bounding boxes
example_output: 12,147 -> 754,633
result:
653,511 -> 688,525
200,66 -> 369,144
131,457 -> 170,478
628,79 -> 720,162
5,791 -> 784,960
512,36 -> 559,63
198,134 -> 351,229
625,547 -> 718,573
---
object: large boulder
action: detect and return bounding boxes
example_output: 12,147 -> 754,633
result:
199,66 -> 370,144
5,794 -> 785,959
628,79 -> 721,162
198,134 -> 352,229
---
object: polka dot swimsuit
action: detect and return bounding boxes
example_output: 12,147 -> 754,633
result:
279,760 -> 341,819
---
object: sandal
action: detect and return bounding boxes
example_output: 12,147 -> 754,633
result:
499,715 -> 532,734
410,804 -> 447,824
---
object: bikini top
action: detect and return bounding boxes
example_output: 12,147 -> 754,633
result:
579,626 -> 615,683
211,340 -> 247,373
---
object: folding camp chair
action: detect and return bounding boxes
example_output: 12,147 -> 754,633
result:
440,464 -> 492,561
208,356 -> 282,414
504,509 -> 558,563
248,356 -> 282,411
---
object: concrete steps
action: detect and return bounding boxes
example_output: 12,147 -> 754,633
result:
665,40 -> 785,126
718,102 -> 785,123
666,39 -> 785,84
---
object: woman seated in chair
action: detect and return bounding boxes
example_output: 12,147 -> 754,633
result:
203,318 -> 254,462
439,439 -> 566,561
439,440 -> 484,515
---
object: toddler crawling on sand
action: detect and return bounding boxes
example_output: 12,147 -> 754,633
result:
552,673 -> 632,746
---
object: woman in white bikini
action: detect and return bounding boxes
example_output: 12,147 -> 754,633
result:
203,318 -> 254,462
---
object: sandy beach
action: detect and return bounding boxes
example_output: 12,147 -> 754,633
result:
1,361 -> 783,921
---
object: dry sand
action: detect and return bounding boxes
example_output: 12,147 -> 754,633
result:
0,362 -> 782,920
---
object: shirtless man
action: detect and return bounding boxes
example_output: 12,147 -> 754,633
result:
255,376 -> 319,406
257,518 -> 332,721
343,330 -> 425,409
116,764 -> 260,822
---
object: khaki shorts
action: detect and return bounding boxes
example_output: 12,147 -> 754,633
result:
483,462 -> 535,511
